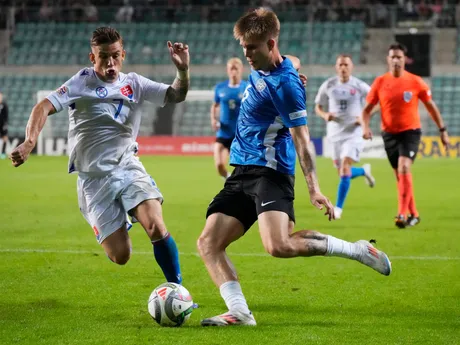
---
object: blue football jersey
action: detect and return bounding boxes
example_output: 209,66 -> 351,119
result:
214,80 -> 248,139
229,57 -> 307,175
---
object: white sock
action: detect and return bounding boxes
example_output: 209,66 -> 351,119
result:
326,235 -> 358,259
219,281 -> 250,314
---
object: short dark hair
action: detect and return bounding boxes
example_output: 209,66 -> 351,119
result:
337,53 -> 352,60
388,43 -> 407,55
234,7 -> 280,41
91,27 -> 123,46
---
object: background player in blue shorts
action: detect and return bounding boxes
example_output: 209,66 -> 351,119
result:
197,8 -> 392,326
210,58 -> 247,180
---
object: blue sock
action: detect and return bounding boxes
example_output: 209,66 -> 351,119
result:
152,233 -> 182,284
351,167 -> 365,179
336,176 -> 351,209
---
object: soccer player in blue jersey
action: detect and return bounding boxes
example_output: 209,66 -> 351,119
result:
197,8 -> 392,326
210,58 -> 248,179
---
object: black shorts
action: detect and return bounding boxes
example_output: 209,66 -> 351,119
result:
382,129 -> 422,169
0,129 -> 7,137
206,165 -> 295,231
216,137 -> 234,150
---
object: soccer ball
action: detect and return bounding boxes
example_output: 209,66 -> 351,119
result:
148,282 -> 194,327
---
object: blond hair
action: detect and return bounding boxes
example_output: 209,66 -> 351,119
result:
233,8 -> 280,42
227,57 -> 243,66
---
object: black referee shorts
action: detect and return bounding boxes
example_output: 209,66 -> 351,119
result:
216,137 -> 234,151
382,129 -> 422,169
206,165 -> 295,231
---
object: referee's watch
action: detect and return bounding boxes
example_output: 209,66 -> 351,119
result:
439,127 -> 447,132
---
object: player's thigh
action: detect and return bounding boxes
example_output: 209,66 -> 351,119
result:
341,137 -> 363,163
399,129 -> 422,162
206,183 -> 258,233
258,211 -> 295,255
131,198 -> 167,240
198,212 -> 245,253
330,139 -> 342,169
100,226 -> 132,263
214,141 -> 229,166
382,131 -> 400,169
77,175 -> 130,244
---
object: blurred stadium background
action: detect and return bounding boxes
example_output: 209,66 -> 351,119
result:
0,0 -> 459,158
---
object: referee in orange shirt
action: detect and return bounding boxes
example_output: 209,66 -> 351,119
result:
361,43 -> 449,229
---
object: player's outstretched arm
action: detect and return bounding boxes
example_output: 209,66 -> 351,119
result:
290,125 -> 335,220
423,99 -> 450,147
361,102 -> 375,140
165,41 -> 190,104
10,99 -> 55,167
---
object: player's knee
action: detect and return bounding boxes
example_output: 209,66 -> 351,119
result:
145,217 -> 167,241
398,162 -> 411,174
108,251 -> 130,265
216,163 -> 226,175
197,233 -> 213,258
264,241 -> 294,258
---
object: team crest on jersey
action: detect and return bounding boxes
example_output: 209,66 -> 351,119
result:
120,85 -> 133,99
95,86 -> 108,98
350,88 -> 356,95
56,86 -> 68,96
256,78 -> 267,92
403,91 -> 413,103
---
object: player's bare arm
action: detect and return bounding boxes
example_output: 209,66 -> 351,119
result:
210,102 -> 220,132
10,98 -> 56,167
361,101 -> 376,140
165,41 -> 190,104
290,125 -> 335,220
423,99 -> 450,147
315,104 -> 336,122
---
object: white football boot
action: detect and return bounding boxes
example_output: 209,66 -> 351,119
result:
363,164 -> 375,188
201,310 -> 257,326
355,240 -> 392,276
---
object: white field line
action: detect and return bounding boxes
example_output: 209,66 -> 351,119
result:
0,248 -> 459,261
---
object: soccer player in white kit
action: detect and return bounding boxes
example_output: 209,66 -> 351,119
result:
315,54 -> 375,219
10,27 -> 189,284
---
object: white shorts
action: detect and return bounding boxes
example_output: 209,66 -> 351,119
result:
330,137 -> 363,168
77,156 -> 163,244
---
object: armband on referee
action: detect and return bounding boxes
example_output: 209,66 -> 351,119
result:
439,127 -> 447,133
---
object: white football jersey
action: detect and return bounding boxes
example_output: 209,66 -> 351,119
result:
315,76 -> 371,142
46,67 -> 169,173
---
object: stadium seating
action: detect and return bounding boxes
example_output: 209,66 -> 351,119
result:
7,21 -> 364,66
431,76 -> 460,135
1,73 -> 383,138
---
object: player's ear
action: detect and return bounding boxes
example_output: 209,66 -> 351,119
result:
267,39 -> 275,51
122,49 -> 126,61
89,52 -> 96,65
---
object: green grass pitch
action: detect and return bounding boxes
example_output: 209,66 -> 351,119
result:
0,156 -> 459,345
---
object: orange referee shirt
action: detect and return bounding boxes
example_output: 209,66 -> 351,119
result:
366,71 -> 432,134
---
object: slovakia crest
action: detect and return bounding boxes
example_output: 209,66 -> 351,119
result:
256,78 -> 267,92
120,85 -> 133,99
95,86 -> 108,98
350,88 -> 356,95
57,86 -> 68,96
403,91 -> 413,103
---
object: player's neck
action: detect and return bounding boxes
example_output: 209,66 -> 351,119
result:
391,70 -> 404,78
265,52 -> 283,72
339,76 -> 351,83
229,78 -> 241,86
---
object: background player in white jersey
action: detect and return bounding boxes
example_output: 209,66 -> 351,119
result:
9,27 -> 189,285
315,54 -> 376,219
